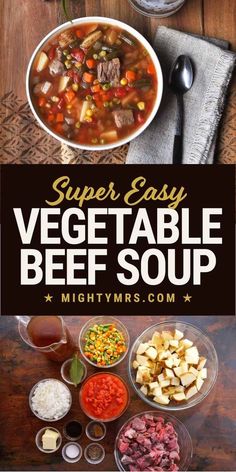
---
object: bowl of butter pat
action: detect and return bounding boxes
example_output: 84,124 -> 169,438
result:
35,427 -> 62,453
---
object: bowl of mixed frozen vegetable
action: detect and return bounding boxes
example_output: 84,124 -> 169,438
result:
79,316 -> 130,368
26,16 -> 163,150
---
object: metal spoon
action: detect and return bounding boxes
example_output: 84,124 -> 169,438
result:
169,55 -> 194,164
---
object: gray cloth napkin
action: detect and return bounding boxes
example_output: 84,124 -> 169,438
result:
126,26 -> 235,164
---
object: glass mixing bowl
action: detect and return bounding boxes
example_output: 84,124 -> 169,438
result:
79,316 -> 130,368
115,410 -> 193,471
128,321 -> 218,411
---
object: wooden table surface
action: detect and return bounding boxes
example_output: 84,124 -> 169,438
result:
0,0 -> 235,163
0,315 -> 235,471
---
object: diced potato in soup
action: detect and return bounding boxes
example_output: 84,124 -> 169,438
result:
30,23 -> 158,145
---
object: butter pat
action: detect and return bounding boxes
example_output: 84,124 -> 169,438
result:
42,429 -> 59,450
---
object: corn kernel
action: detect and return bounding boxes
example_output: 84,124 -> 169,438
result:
93,79 -> 99,85
86,109 -> 93,117
86,95 -> 92,101
65,60 -> 72,69
93,54 -> 99,60
120,78 -> 128,86
66,104 -> 72,110
75,62 -> 82,68
51,96 -> 59,103
137,101 -> 145,110
86,117 -> 93,123
91,138 -> 98,144
75,122 -> 81,128
66,54 -> 72,60
72,83 -> 79,92
99,50 -> 107,57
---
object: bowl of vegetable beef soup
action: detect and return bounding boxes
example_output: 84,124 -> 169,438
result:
26,17 -> 163,150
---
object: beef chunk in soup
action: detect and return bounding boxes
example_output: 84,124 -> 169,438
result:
33,81 -> 52,96
55,47 -> 63,61
97,58 -> 120,86
113,109 -> 134,128
58,30 -> 75,48
49,58 -> 65,76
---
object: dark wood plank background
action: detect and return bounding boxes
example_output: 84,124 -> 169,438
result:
0,315 -> 235,471
0,0 -> 235,163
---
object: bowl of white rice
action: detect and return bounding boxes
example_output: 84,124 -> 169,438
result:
29,378 -> 72,421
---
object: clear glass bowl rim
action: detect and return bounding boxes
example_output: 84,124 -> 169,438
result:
114,410 -> 193,471
62,442 -> 83,463
127,0 -> 186,18
79,316 -> 130,368
29,378 -> 72,421
60,357 -> 87,385
79,372 -> 130,422
85,420 -> 107,441
35,426 -> 62,454
128,320 -> 218,411
84,442 -> 106,464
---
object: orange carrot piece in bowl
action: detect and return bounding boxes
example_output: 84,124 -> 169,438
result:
126,70 -> 137,82
56,113 -> 64,123
86,58 -> 96,69
83,72 -> 95,83
147,63 -> 156,75
64,90 -> 76,103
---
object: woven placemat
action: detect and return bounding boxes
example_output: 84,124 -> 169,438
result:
0,85 -> 235,164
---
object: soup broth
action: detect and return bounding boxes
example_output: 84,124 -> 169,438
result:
30,23 -> 158,146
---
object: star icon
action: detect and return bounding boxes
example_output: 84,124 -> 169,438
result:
183,293 -> 192,303
44,293 -> 53,303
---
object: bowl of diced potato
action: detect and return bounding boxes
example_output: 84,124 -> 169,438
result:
128,321 -> 218,411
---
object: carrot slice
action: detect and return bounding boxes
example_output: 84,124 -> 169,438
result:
56,113 -> 64,123
86,58 -> 96,69
64,90 -> 76,103
91,84 -> 101,93
147,63 -> 155,75
125,70 -> 137,82
83,72 -> 95,83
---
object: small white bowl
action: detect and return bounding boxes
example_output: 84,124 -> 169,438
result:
26,16 -> 163,151
35,427 -> 62,454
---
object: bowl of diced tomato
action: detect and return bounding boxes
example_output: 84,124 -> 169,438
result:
26,16 -> 163,151
79,372 -> 130,422
79,316 -> 130,368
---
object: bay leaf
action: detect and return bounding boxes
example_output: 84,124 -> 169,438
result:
69,354 -> 84,387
